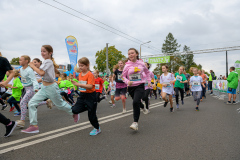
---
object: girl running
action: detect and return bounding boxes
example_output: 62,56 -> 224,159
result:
71,57 -> 101,136
21,45 -> 78,134
59,73 -> 74,105
107,75 -> 116,108
113,60 -> 128,113
142,62 -> 155,114
16,55 -> 39,128
7,70 -> 23,116
32,58 -> 53,109
174,66 -> 188,109
69,73 -> 80,96
0,74 -> 13,110
190,68 -> 204,111
93,70 -> 107,103
160,65 -> 175,113
122,48 -> 151,130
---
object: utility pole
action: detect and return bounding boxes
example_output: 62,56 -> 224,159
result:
106,43 -> 109,75
226,50 -> 228,78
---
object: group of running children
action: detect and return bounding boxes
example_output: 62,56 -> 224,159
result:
0,45 -> 207,137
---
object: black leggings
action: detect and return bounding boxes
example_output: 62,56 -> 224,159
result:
175,87 -> 184,105
128,84 -> 145,122
0,113 -> 11,126
60,92 -> 73,104
96,92 -> 105,103
0,93 -> 11,105
142,89 -> 151,109
7,97 -> 21,112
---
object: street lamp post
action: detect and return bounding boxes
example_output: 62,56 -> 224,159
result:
140,41 -> 151,59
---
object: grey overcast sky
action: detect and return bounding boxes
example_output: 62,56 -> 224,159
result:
0,0 -> 239,76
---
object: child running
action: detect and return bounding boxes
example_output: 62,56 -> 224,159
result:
122,48 -> 151,130
113,60 -> 128,113
21,45 -> 78,133
107,75 -> 116,108
174,66 -> 188,109
71,57 -> 101,136
93,70 -> 107,103
59,73 -> 74,105
160,65 -> 175,113
7,70 -> 23,116
16,56 -> 39,128
190,68 -> 204,111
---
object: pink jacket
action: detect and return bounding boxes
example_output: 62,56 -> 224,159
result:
143,71 -> 154,90
122,60 -> 151,87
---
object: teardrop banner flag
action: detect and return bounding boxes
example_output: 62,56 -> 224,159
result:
65,35 -> 78,74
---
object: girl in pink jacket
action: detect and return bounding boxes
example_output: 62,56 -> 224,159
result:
122,48 -> 151,131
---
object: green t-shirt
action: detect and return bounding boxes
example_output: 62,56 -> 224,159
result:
4,75 -> 7,81
174,72 -> 187,89
227,71 -> 239,89
11,78 -> 23,101
59,80 -> 74,90
103,81 -> 109,89
71,78 -> 78,90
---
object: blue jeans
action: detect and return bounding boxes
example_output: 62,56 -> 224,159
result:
7,96 -> 21,112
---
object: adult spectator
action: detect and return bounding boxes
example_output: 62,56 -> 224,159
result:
183,70 -> 190,96
199,70 -> 207,100
208,70 -> 216,94
227,67 -> 239,104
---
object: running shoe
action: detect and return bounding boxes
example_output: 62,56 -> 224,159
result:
109,100 -> 112,104
176,104 -> 179,109
195,107 -> 199,111
1,104 -> 8,111
122,109 -> 127,114
155,96 -> 157,99
164,100 -> 169,107
9,106 -> 15,112
170,108 -> 174,113
4,121 -> 17,137
46,99 -> 53,109
73,114 -> 80,123
232,101 -> 237,105
90,128 -> 101,136
14,110 -> 19,114
227,101 -> 232,105
182,100 -> 184,105
14,112 -> 21,117
130,122 -> 138,131
111,104 -> 116,108
143,109 -> 150,114
21,125 -> 39,133
16,120 -> 25,128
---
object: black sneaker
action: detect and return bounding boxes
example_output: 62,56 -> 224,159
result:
196,107 -> 199,111
170,108 -> 174,113
4,121 -> 17,137
164,100 -> 169,107
227,101 -> 232,105
232,101 -> 236,105
2,104 -> 8,110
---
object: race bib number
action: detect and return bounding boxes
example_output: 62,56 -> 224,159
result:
118,74 -> 123,81
79,81 -> 87,91
95,84 -> 100,90
176,75 -> 182,81
193,81 -> 200,86
129,73 -> 141,81
21,77 -> 27,84
145,81 -> 148,86
163,82 -> 171,87
111,90 -> 115,95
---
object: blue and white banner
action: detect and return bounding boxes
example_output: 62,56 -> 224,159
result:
65,35 -> 78,73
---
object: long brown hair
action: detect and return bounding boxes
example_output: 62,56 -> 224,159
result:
33,58 -> 42,65
42,45 -> 59,69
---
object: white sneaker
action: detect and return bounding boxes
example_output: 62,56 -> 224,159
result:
111,104 -> 116,108
46,99 -> 53,109
122,109 -> 126,114
143,109 -> 150,114
109,100 -> 112,104
130,122 -> 138,130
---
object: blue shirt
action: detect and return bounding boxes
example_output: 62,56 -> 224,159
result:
20,66 -> 39,90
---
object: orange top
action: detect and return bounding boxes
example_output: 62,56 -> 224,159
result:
201,74 -> 207,84
78,71 -> 95,93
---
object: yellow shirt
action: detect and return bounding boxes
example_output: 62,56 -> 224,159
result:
157,83 -> 162,90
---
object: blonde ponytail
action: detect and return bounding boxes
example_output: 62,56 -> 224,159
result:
51,57 -> 59,69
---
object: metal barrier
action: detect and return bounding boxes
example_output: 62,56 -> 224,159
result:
212,80 -> 240,102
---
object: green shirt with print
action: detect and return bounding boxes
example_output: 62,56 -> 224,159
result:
59,80 -> 74,90
11,78 -> 23,101
174,72 -> 187,89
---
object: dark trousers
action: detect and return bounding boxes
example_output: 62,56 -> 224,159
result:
60,92 -> 73,104
96,92 -> 105,103
142,89 -> 151,109
72,92 -> 99,129
128,84 -> 145,122
0,113 -> 11,126
68,90 -> 75,103
175,87 -> 184,105
7,97 -> 21,112
201,85 -> 206,99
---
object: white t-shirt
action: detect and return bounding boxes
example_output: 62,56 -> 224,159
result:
109,81 -> 116,91
160,73 -> 175,95
190,76 -> 203,91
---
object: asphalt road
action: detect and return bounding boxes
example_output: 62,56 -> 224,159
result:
0,94 -> 240,160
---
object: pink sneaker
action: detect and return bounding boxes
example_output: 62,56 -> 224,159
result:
73,114 -> 80,123
21,125 -> 39,133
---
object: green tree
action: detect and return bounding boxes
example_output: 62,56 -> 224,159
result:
10,57 -> 20,65
94,46 -> 126,73
153,32 -> 181,74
